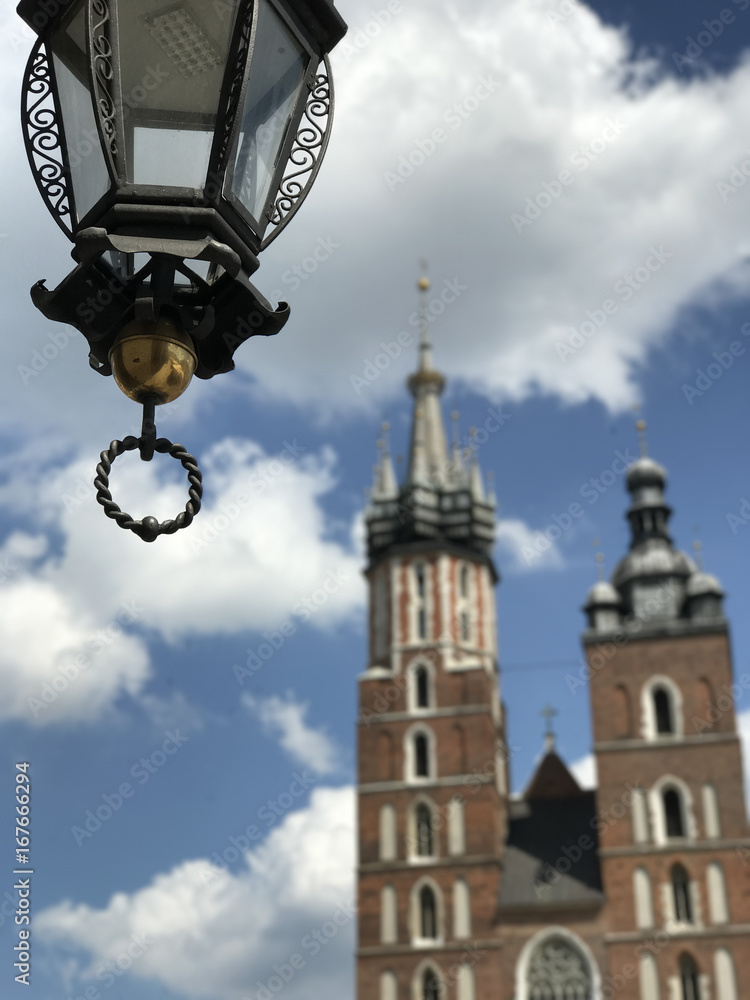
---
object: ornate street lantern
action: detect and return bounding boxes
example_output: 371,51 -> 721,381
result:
18,0 -> 346,540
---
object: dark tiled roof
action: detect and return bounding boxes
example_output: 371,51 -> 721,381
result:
499,793 -> 604,910
524,750 -> 585,801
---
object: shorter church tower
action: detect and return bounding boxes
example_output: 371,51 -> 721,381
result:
583,431 -> 750,1000
356,282 -> 507,1000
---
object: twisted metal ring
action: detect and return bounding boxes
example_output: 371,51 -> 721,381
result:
94,436 -> 202,542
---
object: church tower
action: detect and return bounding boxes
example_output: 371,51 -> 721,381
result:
356,279 -> 506,1000
583,428 -> 750,1000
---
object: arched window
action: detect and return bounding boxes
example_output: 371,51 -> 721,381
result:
679,954 -> 700,1000
416,666 -> 430,708
632,787 -> 650,844
447,797 -> 466,856
416,803 -> 434,857
702,784 -> 721,839
714,949 -> 738,1000
707,862 -> 729,925
664,789 -> 686,838
381,885 -> 397,944
457,964 -> 476,1000
654,687 -> 674,734
423,968 -> 441,1000
414,565 -> 427,640
420,885 -> 437,939
415,734 -> 429,777
526,936 -> 592,1000
633,867 -> 654,929
453,878 -> 471,938
459,564 -> 469,598
638,953 -> 660,1000
379,804 -> 397,861
460,611 -> 470,641
380,971 -> 397,1000
672,864 -> 693,923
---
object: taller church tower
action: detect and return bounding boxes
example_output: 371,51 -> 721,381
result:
356,284 -> 507,1000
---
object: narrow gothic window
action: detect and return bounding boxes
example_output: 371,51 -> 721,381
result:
459,564 -> 469,598
680,954 -> 700,1000
415,734 -> 429,777
672,864 -> 693,923
664,789 -> 685,838
418,608 -> 427,640
423,969 -> 441,1000
460,611 -> 470,641
654,687 -> 674,734
416,565 -> 425,597
420,886 -> 437,939
416,667 -> 430,708
416,804 -> 433,856
526,936 -> 592,1000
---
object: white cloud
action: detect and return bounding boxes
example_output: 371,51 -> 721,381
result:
243,692 -> 340,775
0,438 -> 364,727
37,787 -> 356,1000
570,752 -> 597,790
228,0 -> 750,417
495,517 -> 565,571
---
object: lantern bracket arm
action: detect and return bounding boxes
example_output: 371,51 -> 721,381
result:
73,229 -> 243,279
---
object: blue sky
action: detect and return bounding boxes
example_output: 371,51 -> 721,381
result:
1,0 -> 750,997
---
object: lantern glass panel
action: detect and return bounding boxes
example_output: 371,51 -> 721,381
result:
229,0 -> 309,225
50,4 -> 110,220
117,0 -> 241,188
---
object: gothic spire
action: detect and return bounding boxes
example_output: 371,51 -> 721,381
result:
406,276 -> 448,488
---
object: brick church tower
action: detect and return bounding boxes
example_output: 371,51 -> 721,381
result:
357,285 -> 506,1000
356,304 -> 750,1000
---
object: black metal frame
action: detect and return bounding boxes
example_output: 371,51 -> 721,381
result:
19,0 -> 342,258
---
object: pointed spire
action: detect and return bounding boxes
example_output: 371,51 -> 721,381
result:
486,470 -> 497,507
468,428 -> 485,501
406,270 -> 448,488
372,422 -> 397,500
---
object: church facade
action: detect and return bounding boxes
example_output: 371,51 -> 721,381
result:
355,320 -> 750,1000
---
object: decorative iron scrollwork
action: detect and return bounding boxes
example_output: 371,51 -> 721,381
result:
21,38 -> 73,238
90,0 -> 118,167
213,0 -> 256,178
261,56 -> 334,249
